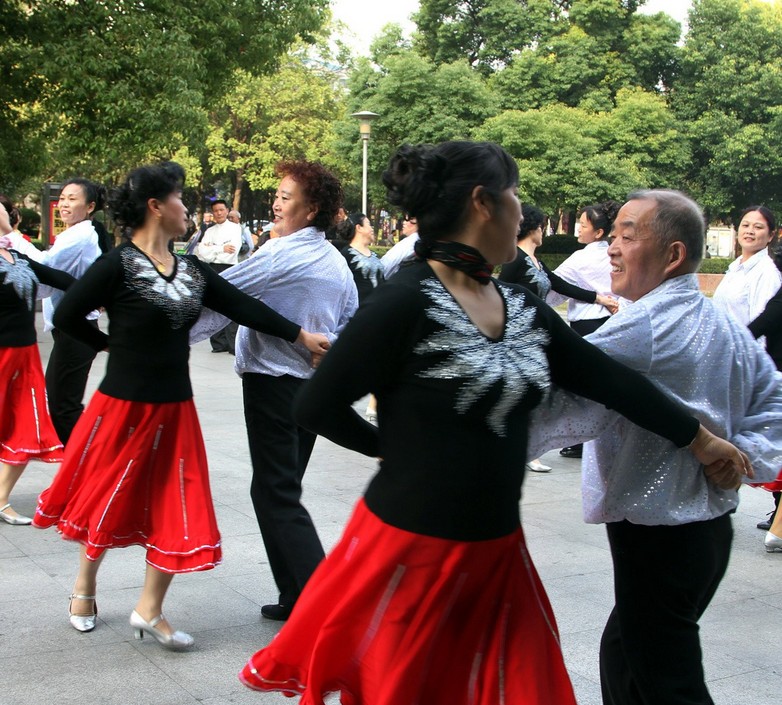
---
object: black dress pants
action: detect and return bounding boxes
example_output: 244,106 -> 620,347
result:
209,263 -> 238,353
600,514 -> 733,705
45,326 -> 99,446
242,373 -> 324,607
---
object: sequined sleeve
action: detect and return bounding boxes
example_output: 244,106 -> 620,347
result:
540,305 -> 700,448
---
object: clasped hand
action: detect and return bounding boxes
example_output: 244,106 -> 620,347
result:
689,425 -> 753,490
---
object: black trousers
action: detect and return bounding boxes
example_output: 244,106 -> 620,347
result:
242,373 -> 324,607
209,263 -> 238,353
600,514 -> 733,705
45,326 -> 99,446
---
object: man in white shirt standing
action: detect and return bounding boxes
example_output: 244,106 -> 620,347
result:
531,189 -> 782,705
198,199 -> 242,353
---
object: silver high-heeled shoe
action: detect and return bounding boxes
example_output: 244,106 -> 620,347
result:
69,594 -> 97,632
0,503 -> 33,525
764,531 -> 782,552
129,610 -> 194,650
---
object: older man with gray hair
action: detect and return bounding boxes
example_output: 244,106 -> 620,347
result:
530,189 -> 782,705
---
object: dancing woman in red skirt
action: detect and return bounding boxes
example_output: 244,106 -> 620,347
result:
238,141 -> 749,704
33,162 -> 330,649
0,203 -> 74,525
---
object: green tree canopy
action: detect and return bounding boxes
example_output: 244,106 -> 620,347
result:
476,87 -> 687,215
207,48 -> 347,210
336,45 -> 497,208
671,0 -> 782,216
1,0 -> 329,189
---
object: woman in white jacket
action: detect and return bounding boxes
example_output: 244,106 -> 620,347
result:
42,178 -> 105,445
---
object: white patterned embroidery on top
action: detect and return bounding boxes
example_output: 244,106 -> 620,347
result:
414,278 -> 551,436
523,255 -> 551,300
346,247 -> 384,288
121,248 -> 206,329
0,253 -> 39,311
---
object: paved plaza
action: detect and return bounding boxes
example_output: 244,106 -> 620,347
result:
2,318 -> 782,705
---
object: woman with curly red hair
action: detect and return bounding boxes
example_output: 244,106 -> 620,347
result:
191,160 -> 358,621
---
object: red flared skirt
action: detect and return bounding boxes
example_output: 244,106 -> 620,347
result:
0,344 -> 63,465
33,391 -> 221,573
239,499 -> 576,705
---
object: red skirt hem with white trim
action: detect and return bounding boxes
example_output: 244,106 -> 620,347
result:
33,390 -> 221,573
0,344 -> 64,465
239,499 -> 576,705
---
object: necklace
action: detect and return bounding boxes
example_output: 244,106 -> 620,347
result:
138,248 -> 172,273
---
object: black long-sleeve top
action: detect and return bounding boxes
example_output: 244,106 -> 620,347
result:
499,249 -> 597,302
749,284 -> 782,370
295,262 -> 699,542
0,250 -> 75,347
53,241 -> 301,403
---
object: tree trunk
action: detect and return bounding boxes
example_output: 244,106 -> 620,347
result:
233,169 -> 244,212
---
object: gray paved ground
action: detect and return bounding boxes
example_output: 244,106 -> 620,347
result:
2,319 -> 781,704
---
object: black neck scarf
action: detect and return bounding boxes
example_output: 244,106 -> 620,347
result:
415,239 -> 493,286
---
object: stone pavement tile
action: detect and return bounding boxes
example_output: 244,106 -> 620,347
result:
701,597 -> 782,673
0,555 -> 68,606
707,669 -> 782,704
560,627 -> 603,688
130,624 -> 281,702
0,590 -> 131,660
0,532 -> 24,559
545,582 -> 612,636
566,670 -> 602,705
1,642 -> 200,705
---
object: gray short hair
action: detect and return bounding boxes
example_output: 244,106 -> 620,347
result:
627,189 -> 706,271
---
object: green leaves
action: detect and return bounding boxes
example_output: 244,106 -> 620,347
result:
1,0 -> 329,188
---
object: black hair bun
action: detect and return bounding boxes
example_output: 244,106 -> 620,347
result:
601,200 -> 621,225
383,144 -> 448,216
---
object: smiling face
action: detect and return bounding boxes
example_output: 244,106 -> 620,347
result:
607,199 -> 671,302
737,210 -> 774,261
355,217 -> 374,246
272,176 -> 317,237
58,183 -> 95,227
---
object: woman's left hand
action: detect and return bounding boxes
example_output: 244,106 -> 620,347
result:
596,294 -> 619,315
297,330 -> 331,368
689,424 -> 753,485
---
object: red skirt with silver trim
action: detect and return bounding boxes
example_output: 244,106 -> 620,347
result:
33,390 -> 221,573
0,344 -> 63,465
239,499 -> 576,705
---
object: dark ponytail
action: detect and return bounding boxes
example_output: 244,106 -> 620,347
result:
581,200 -> 620,240
108,162 -> 183,232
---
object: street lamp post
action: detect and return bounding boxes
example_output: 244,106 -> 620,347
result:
351,111 -> 379,215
